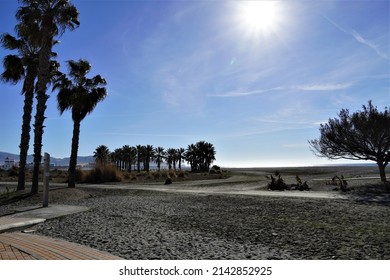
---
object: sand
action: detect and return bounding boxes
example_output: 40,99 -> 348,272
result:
1,166 -> 389,259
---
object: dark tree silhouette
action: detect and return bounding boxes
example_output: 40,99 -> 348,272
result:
93,145 -> 110,167
17,0 -> 80,194
54,59 -> 107,188
1,22 -> 39,191
309,101 -> 389,183
184,141 -> 216,172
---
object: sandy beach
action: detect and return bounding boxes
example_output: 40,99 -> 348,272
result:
1,166 -> 389,260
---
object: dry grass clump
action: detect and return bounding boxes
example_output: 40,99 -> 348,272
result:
168,169 -> 177,178
79,165 -> 123,183
153,172 -> 162,179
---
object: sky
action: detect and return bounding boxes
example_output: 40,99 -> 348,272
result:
0,0 -> 389,167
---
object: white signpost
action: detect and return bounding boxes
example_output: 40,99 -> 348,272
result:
43,152 -> 50,207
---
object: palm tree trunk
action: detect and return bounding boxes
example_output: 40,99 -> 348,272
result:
31,27 -> 53,195
31,92 -> 49,194
68,119 -> 81,188
17,69 -> 35,191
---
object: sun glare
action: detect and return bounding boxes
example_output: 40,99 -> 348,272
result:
238,1 -> 281,36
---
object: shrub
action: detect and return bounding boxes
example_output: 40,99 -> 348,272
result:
266,171 -> 287,191
83,165 -> 122,183
75,169 -> 85,183
211,165 -> 221,171
209,165 -> 222,174
8,166 -> 18,177
168,169 -> 177,178
145,172 -> 154,180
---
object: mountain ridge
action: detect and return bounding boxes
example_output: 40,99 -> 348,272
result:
0,151 -> 94,167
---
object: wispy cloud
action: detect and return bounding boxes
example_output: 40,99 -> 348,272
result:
213,82 -> 352,98
324,15 -> 389,60
294,83 -> 353,91
97,132 -> 196,138
212,87 -> 283,97
350,30 -> 389,60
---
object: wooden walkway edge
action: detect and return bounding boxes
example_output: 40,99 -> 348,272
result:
0,232 -> 123,260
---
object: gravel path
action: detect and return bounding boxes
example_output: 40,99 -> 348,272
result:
7,188 -> 388,260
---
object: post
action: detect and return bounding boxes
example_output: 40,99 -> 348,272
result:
43,152 -> 50,207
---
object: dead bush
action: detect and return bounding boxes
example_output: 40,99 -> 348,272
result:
83,165 -> 122,183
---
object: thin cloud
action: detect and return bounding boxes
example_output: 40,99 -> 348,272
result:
294,83 -> 353,91
97,132 -> 196,138
213,87 -> 283,97
213,82 -> 351,98
350,30 -> 389,60
324,15 -> 389,60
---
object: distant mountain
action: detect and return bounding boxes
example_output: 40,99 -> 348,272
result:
0,151 -> 94,167
0,151 -> 188,170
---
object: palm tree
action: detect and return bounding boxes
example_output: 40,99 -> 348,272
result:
184,141 -> 216,172
135,145 -> 144,172
154,146 -> 166,171
112,148 -> 124,170
0,22 -> 39,191
17,0 -> 80,194
195,141 -> 216,172
184,144 -> 197,172
176,148 -> 185,170
54,59 -> 107,188
143,145 -> 154,172
93,145 -> 110,167
122,145 -> 136,172
166,148 -> 177,170
203,142 -> 216,172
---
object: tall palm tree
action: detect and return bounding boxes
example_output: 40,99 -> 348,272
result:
112,148 -> 124,170
195,141 -> 216,172
135,145 -> 144,172
17,0 -> 80,194
166,148 -> 177,170
203,142 -> 216,172
1,22 -> 39,191
122,145 -> 136,172
143,145 -> 154,172
184,144 -> 197,172
54,59 -> 107,188
154,146 -> 166,171
93,145 -> 110,167
184,141 -> 216,172
176,148 -> 185,170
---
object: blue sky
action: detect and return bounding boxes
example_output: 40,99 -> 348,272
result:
0,0 -> 389,167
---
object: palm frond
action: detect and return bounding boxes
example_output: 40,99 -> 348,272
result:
56,88 -> 74,114
1,55 -> 25,84
0,33 -> 22,51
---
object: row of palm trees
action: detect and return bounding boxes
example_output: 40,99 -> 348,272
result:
93,141 -> 217,173
1,1 -> 107,191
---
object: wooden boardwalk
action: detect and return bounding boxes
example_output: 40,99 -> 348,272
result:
0,232 -> 123,260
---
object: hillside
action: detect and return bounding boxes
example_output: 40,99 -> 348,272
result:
0,151 -> 94,167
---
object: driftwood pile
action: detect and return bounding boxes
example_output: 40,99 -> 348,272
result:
326,175 -> 354,192
267,171 -> 310,191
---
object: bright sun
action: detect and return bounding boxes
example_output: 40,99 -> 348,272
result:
238,1 -> 281,35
